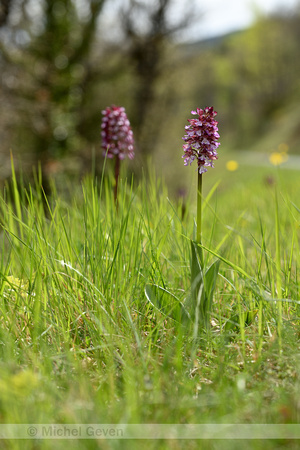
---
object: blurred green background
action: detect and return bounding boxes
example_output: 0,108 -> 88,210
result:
0,0 -> 300,194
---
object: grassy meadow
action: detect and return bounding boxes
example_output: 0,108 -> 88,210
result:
0,156 -> 300,449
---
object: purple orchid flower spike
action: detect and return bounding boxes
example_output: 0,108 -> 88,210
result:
101,105 -> 135,205
182,107 -> 220,174
101,105 -> 135,160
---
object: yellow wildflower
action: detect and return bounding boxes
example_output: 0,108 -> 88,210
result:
226,160 -> 239,171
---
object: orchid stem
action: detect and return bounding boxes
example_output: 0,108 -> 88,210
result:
114,156 -> 120,206
197,172 -> 202,244
196,171 -> 204,267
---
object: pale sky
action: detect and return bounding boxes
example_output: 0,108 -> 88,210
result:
181,0 -> 300,41
101,0 -> 300,43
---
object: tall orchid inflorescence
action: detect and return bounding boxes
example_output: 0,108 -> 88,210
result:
101,105 -> 135,160
182,107 -> 220,174
182,107 -> 221,330
144,106 -> 221,330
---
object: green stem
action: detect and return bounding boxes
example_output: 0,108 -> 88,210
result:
274,185 -> 282,352
114,156 -> 120,206
197,172 -> 202,244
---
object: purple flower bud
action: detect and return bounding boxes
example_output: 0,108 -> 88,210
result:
101,105 -> 135,160
182,107 -> 220,174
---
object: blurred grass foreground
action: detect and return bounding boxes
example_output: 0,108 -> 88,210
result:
0,153 -> 300,448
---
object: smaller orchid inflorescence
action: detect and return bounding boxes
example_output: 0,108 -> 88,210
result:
182,107 -> 220,174
101,105 -> 135,160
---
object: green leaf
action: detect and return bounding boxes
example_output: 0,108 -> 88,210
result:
196,242 -> 252,280
244,309 -> 258,326
145,284 -> 190,322
196,259 -> 220,328
189,240 -> 220,328
204,259 -> 221,309
224,315 -> 239,332
225,310 -> 258,332
190,239 -> 204,301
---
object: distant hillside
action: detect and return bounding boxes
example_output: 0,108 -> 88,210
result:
179,29 -> 244,55
172,14 -> 300,155
250,101 -> 300,155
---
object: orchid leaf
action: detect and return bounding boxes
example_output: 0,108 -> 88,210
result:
225,310 -> 258,332
145,284 -> 190,322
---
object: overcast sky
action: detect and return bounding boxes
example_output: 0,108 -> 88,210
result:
101,0 -> 300,43
181,0 -> 300,41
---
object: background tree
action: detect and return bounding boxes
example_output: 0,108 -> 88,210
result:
0,0 -> 106,186
0,0 -> 12,26
119,0 -> 199,155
